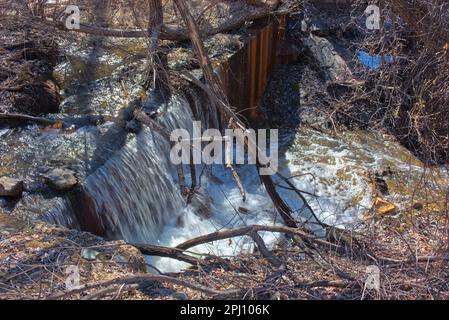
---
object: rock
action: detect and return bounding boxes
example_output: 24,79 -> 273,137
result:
81,248 -> 100,261
413,203 -> 424,211
126,119 -> 141,134
0,177 -> 23,197
374,174 -> 389,195
44,168 -> 78,192
172,292 -> 188,300
302,34 -> 355,84
112,255 -> 129,264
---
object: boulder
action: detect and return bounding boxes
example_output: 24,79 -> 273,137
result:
44,168 -> 78,192
0,177 -> 23,197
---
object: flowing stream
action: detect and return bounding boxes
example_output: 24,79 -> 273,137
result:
1,22 -> 443,273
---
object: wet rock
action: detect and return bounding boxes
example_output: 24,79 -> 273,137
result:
0,177 -> 23,197
126,119 -> 141,134
44,168 -> 78,192
112,255 -> 129,264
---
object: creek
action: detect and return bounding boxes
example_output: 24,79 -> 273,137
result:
0,17 -> 442,273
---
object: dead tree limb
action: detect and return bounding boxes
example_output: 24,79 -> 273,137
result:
133,243 -> 202,266
127,225 -> 341,269
250,230 -> 283,267
0,113 -> 63,126
275,172 -> 327,227
176,224 -> 340,252
46,274 -> 240,300
0,85 -> 25,92
259,174 -> 298,228
225,135 -> 247,201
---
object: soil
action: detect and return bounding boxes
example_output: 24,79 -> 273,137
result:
0,17 -> 61,117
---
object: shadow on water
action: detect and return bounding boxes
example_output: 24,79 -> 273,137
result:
71,2 -> 131,174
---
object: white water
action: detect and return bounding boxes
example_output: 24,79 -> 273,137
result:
283,127 -> 425,227
42,89 -> 430,273
149,163 -> 284,272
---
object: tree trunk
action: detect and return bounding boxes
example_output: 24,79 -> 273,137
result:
144,0 -> 170,101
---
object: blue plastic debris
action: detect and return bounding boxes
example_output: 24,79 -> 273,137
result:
357,51 -> 393,70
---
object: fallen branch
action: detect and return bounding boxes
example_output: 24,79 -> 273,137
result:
0,85 -> 25,92
176,224 -> 340,252
46,274 -> 240,300
0,112 -> 63,126
134,226 -> 287,268
133,243 -> 202,266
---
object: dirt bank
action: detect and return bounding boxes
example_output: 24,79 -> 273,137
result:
0,17 -> 61,116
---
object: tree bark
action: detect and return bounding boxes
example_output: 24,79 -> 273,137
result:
144,0 -> 170,100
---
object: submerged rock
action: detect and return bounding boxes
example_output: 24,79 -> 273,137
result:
44,168 -> 78,192
0,177 -> 23,197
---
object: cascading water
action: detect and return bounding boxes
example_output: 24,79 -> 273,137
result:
45,95 -> 195,244
38,16 -> 425,273
44,92 -> 289,272
39,18 -> 311,272
80,129 -> 184,243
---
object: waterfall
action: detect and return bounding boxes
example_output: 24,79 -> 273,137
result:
41,17 -> 292,272
45,95 -> 195,243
